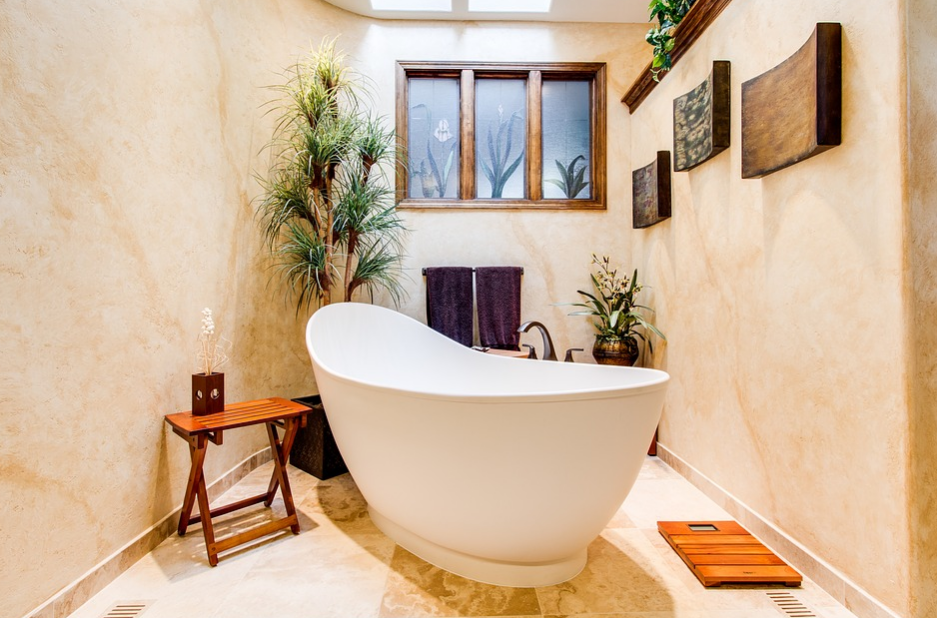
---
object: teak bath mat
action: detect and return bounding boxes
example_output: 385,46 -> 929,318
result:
658,521 -> 802,587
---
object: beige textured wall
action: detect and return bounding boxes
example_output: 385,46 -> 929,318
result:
0,1 -> 322,616
0,1 -> 649,616
628,0 -> 910,614
907,0 -> 937,615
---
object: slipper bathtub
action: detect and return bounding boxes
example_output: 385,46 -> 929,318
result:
305,302 -> 669,587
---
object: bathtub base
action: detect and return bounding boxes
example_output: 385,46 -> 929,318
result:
369,506 -> 587,587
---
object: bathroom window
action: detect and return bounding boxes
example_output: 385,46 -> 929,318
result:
396,61 -> 607,210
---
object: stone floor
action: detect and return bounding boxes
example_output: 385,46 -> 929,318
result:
68,457 -> 858,618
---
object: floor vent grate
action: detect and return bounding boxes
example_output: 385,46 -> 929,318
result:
767,590 -> 816,617
98,601 -> 153,618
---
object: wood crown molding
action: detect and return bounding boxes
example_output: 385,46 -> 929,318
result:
621,0 -> 734,113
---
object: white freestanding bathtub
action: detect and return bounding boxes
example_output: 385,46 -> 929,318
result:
305,303 -> 669,587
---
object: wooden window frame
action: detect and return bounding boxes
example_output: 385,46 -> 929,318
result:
396,61 -> 607,211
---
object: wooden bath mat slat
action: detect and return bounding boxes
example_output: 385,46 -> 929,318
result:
658,521 -> 802,587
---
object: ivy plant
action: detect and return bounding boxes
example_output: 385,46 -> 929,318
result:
646,0 -> 697,81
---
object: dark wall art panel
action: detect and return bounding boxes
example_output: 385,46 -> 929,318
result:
741,22 -> 842,179
632,151 -> 672,229
673,60 -> 731,172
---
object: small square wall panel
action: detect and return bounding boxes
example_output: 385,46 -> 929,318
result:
741,23 -> 842,179
632,151 -> 672,229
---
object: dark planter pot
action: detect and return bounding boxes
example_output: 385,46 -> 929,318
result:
289,395 -> 348,480
592,337 -> 639,366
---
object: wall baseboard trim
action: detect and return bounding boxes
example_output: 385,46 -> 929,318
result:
656,443 -> 903,618
25,447 -> 273,618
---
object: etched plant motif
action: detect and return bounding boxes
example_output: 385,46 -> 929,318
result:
480,105 -> 525,198
410,106 -> 457,198
546,155 -> 590,199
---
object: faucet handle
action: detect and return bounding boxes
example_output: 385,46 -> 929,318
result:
523,344 -> 537,359
564,348 -> 584,363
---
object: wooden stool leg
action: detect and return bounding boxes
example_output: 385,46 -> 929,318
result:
264,418 -> 302,505
178,435 -> 208,536
194,450 -> 218,566
264,424 -> 282,507
267,419 -> 301,534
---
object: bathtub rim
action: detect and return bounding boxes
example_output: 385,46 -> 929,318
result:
306,305 -> 670,404
311,362 -> 669,404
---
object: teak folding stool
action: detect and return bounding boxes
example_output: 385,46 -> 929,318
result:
165,397 -> 312,565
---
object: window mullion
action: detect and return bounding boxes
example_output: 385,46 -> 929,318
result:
395,62 -> 409,203
527,70 -> 543,202
459,69 -> 475,200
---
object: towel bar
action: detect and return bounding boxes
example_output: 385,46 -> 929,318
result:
421,267 -> 524,276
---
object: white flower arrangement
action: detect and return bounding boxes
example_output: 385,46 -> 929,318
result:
197,307 -> 230,375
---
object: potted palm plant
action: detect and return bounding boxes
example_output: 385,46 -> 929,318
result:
255,40 -> 407,478
565,255 -> 665,366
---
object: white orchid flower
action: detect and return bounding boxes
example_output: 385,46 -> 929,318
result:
434,119 -> 452,142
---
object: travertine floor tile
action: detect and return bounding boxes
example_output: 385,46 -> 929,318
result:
637,457 -> 685,481
208,531 -> 395,618
380,547 -> 541,617
65,458 -> 858,618
620,479 -> 733,529
544,610 -> 783,618
535,530 -> 691,615
300,472 -> 385,536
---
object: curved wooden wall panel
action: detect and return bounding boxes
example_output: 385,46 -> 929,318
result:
740,23 -> 842,179
673,60 -> 731,172
632,151 -> 672,229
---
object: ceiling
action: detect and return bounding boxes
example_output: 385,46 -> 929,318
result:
321,0 -> 652,23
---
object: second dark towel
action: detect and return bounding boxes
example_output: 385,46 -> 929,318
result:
425,267 -> 474,347
476,266 -> 523,351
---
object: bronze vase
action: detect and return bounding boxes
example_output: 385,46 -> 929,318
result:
592,337 -> 639,366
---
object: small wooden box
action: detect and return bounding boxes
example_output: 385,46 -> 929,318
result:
192,372 -> 224,416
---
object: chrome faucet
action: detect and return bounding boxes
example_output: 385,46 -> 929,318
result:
517,320 -> 557,361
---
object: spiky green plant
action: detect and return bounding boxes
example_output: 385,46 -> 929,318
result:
256,39 -> 407,311
546,155 -> 590,199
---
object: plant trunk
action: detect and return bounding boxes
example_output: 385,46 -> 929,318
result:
323,173 -> 334,306
344,231 -> 357,301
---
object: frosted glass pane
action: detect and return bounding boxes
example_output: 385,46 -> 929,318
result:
542,80 -> 591,199
475,79 -> 526,199
409,78 -> 460,199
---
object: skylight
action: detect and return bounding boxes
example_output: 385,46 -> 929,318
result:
468,0 -> 551,12
371,0 -> 451,10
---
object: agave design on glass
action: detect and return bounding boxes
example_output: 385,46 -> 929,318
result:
411,106 -> 457,198
546,155 -> 590,199
481,105 -> 525,198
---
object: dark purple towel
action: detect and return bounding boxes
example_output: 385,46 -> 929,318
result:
425,267 -> 474,347
476,266 -> 523,351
